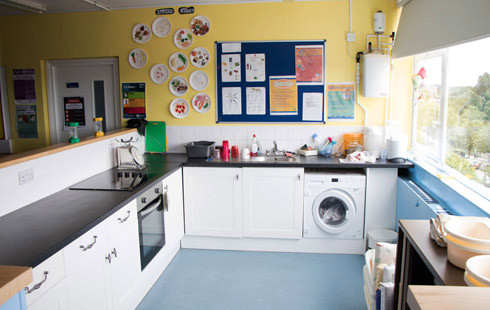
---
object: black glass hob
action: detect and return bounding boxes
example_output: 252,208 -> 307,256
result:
70,167 -> 155,191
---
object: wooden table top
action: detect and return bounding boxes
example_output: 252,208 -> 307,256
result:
0,265 -> 32,305
408,285 -> 490,310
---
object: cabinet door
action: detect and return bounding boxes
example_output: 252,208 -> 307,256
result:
107,206 -> 140,309
27,279 -> 67,310
184,167 -> 242,237
395,178 -> 431,230
243,168 -> 304,239
64,224 -> 112,310
163,168 -> 184,248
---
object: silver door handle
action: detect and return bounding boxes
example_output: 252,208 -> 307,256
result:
111,248 -> 118,258
236,174 -> 239,180
106,253 -> 112,264
297,174 -> 301,181
139,195 -> 163,217
25,271 -> 48,294
80,236 -> 97,251
163,185 -> 169,212
118,211 -> 131,223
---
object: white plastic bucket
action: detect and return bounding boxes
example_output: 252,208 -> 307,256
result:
368,229 -> 397,249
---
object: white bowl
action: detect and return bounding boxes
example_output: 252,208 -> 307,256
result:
445,234 -> 490,269
465,255 -> 490,287
445,220 -> 490,246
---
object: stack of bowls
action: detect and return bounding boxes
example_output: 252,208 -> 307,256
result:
444,220 -> 490,269
464,255 -> 490,287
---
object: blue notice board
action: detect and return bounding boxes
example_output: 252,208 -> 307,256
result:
215,40 -> 326,123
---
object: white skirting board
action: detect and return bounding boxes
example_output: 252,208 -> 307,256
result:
0,139 -> 12,153
181,235 -> 366,255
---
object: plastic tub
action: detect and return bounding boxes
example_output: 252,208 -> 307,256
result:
184,141 -> 215,157
367,229 -> 397,249
464,271 -> 487,287
465,255 -> 490,287
445,234 -> 490,269
445,220 -> 490,246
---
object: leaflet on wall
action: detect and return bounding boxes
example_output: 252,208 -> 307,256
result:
269,76 -> 298,116
295,45 -> 324,85
327,83 -> 355,120
16,105 -> 38,138
63,97 -> 86,127
245,54 -> 266,82
122,83 -> 146,119
302,92 -> 323,121
221,42 -> 241,53
246,87 -> 266,115
221,54 -> 241,82
13,69 -> 36,104
222,87 -> 242,115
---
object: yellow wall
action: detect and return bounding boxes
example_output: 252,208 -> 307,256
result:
0,0 -> 407,153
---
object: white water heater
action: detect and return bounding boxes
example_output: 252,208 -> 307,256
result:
362,53 -> 390,98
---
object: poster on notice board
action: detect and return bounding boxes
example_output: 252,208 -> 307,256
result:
327,83 -> 355,120
122,83 -> 146,119
16,105 -> 38,138
13,69 -> 36,104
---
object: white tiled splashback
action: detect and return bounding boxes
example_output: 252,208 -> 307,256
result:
0,131 -> 143,217
167,125 -> 363,153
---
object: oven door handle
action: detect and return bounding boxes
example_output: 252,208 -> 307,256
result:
139,194 -> 163,217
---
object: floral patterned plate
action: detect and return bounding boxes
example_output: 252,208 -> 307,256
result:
192,93 -> 211,113
190,47 -> 210,68
132,23 -> 151,44
168,52 -> 189,73
190,15 -> 210,36
173,28 -> 193,49
168,76 -> 188,96
150,64 -> 169,84
170,98 -> 190,119
128,48 -> 147,69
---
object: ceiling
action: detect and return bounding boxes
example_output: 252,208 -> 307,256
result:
0,0 -> 287,16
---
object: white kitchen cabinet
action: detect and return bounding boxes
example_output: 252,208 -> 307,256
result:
27,279 -> 68,310
162,168 -> 184,248
63,199 -> 139,310
242,168 -> 304,239
184,167 -> 242,237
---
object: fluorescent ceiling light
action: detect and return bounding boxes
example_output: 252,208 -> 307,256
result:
0,0 -> 47,13
82,0 -> 110,12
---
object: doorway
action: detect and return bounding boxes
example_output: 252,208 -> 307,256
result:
46,58 -> 120,144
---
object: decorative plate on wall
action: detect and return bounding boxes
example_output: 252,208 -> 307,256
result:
189,70 -> 209,91
168,52 -> 189,73
190,15 -> 210,36
132,24 -> 151,44
150,64 -> 169,84
128,48 -> 147,69
170,98 -> 190,119
173,28 -> 193,49
168,76 -> 188,96
152,17 -> 171,38
192,93 -> 211,113
190,47 -> 210,68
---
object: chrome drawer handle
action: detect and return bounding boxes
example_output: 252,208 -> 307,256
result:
297,174 -> 301,181
111,248 -> 118,258
25,271 -> 48,294
80,235 -> 97,251
118,211 -> 131,223
106,253 -> 112,264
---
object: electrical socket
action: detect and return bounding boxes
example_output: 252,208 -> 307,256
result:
347,32 -> 356,42
18,168 -> 34,185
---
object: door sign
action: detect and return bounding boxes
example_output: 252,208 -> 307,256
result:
64,96 -> 86,127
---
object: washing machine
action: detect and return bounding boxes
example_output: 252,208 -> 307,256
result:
303,170 -> 366,239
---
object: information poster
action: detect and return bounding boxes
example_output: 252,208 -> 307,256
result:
122,83 -> 146,119
16,105 -> 38,138
270,76 -> 298,115
302,93 -> 323,121
245,54 -> 266,82
246,87 -> 266,115
13,69 -> 37,104
222,87 -> 242,115
64,97 -> 85,127
295,45 -> 324,85
327,83 -> 355,120
221,54 -> 241,82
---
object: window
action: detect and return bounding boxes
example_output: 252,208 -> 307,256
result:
412,37 -> 490,200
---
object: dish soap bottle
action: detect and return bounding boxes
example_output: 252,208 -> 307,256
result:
251,134 -> 258,156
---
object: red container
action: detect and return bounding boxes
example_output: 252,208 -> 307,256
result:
231,145 -> 239,158
221,140 -> 229,160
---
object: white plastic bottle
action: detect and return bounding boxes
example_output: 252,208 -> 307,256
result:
251,134 -> 258,156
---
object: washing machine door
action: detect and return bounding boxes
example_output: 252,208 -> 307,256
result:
312,189 -> 356,234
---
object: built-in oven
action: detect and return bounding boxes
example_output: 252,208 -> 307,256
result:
137,182 -> 166,270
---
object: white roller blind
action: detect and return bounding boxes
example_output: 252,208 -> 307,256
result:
392,0 -> 490,59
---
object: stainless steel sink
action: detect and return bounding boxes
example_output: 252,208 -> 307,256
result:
252,156 -> 298,162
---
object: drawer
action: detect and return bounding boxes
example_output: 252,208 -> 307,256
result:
106,199 -> 137,235
25,250 -> 65,306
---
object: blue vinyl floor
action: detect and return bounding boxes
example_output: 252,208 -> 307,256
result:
137,249 -> 365,310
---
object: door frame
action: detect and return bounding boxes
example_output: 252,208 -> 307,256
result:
0,66 -> 12,153
46,58 -> 120,145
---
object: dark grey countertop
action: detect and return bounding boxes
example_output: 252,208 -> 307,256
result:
0,152 -> 412,268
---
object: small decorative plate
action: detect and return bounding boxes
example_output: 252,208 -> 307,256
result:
170,98 -> 190,119
168,76 -> 188,96
150,64 -> 169,84
168,52 -> 189,73
132,23 -> 151,44
152,16 -> 171,38
190,47 -> 210,68
173,28 -> 193,49
190,15 -> 210,36
128,48 -> 147,69
189,70 -> 209,91
192,93 -> 211,113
